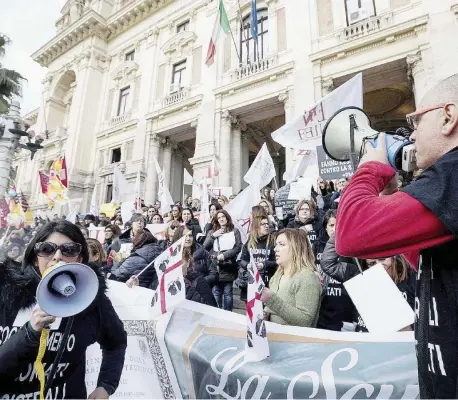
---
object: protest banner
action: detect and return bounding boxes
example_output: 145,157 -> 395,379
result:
316,145 -> 354,181
85,286 -> 419,399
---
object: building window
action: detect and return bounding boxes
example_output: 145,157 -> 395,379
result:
177,20 -> 189,33
106,184 -> 113,203
111,148 -> 121,163
125,50 -> 135,61
117,86 -> 130,116
171,60 -> 186,90
344,0 -> 376,25
240,9 -> 269,64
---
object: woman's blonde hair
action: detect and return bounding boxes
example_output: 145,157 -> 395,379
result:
248,216 -> 271,250
392,256 -> 410,284
272,229 -> 316,280
258,199 -> 273,215
86,238 -> 106,263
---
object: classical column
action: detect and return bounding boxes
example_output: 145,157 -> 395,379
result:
231,118 -> 245,194
163,140 -> 173,188
220,110 -> 233,187
241,133 -> 250,190
145,133 -> 161,205
278,91 -> 295,172
407,52 -> 428,105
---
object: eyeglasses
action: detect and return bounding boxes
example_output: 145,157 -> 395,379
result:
406,104 -> 447,130
35,242 -> 82,258
260,222 -> 270,227
299,207 -> 310,212
105,230 -> 112,233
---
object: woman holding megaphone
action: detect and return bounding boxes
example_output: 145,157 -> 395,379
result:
0,220 -> 127,399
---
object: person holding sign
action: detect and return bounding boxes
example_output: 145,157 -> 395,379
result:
335,73 -> 458,399
203,210 -> 242,311
261,229 -> 321,327
238,216 -> 277,302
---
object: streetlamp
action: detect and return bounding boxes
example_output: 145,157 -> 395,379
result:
0,100 -> 46,196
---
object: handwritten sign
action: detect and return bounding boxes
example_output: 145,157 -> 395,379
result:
274,185 -> 297,220
316,146 -> 354,181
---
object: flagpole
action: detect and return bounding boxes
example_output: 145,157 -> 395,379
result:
273,176 -> 279,191
237,0 -> 249,65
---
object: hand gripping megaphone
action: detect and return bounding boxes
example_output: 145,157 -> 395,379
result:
36,262 -> 99,317
322,106 -> 416,172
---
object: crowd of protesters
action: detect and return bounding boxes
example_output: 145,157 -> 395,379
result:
0,174 -> 415,334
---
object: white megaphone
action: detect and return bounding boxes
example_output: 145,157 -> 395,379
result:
36,262 -> 99,318
322,106 -> 416,172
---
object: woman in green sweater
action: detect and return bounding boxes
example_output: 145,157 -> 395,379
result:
261,228 -> 321,327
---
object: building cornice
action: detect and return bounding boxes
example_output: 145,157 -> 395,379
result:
310,14 -> 429,64
32,10 -> 108,67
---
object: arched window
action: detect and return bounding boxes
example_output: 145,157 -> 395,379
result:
240,9 -> 269,64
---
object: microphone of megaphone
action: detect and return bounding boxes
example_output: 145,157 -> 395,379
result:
322,106 -> 415,171
37,262 -> 99,318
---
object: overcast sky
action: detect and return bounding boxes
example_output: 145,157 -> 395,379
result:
2,0 -> 64,114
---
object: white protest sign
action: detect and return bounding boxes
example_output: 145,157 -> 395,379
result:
288,178 -> 312,200
146,223 -> 168,240
344,264 -> 415,333
210,187 -> 233,198
213,231 -> 236,252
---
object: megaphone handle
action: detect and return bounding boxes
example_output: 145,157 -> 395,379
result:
44,317 -> 74,393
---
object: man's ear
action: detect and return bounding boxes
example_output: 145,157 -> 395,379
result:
442,104 -> 458,136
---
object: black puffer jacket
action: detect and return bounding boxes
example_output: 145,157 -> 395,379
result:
203,229 -> 242,282
110,241 -> 167,288
185,246 -> 218,307
0,257 -> 127,399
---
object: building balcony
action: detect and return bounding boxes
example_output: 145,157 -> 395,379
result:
110,111 -> 132,127
163,87 -> 190,107
311,7 -> 428,65
339,13 -> 393,42
230,55 -> 278,82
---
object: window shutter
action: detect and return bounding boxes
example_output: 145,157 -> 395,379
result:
105,88 -> 114,120
192,46 -> 203,85
277,8 -> 287,51
155,64 -> 166,100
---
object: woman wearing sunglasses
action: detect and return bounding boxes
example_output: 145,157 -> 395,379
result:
0,220 -> 127,399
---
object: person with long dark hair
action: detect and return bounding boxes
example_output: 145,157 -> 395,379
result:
182,207 -> 202,238
203,210 -> 242,311
0,220 -> 127,399
172,226 -> 217,306
111,230 -> 166,288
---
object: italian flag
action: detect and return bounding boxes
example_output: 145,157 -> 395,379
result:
205,0 -> 230,66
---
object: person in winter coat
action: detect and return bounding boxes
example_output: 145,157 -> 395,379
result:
238,216 -> 277,302
203,209 -> 242,311
260,229 -> 321,327
172,226 -> 218,306
182,207 -> 202,238
287,200 -> 322,247
104,224 -> 122,255
311,211 -> 357,331
110,230 -> 166,288
321,234 -> 415,332
0,220 -> 127,399
110,213 -> 148,261
204,202 -> 222,234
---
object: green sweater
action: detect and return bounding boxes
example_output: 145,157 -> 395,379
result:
265,269 -> 321,327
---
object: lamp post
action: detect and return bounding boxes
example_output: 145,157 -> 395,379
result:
0,100 -> 45,196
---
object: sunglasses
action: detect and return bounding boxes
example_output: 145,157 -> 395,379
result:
35,242 -> 82,258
